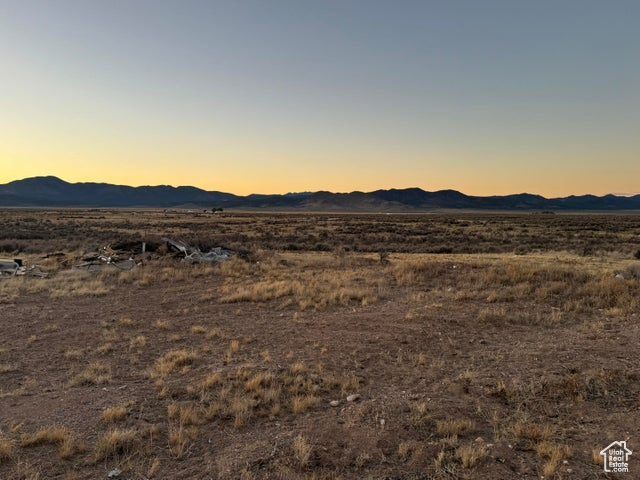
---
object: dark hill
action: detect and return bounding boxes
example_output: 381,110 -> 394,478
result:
1,176 -> 640,211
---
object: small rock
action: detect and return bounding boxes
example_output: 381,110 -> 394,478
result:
562,460 -> 569,465
566,468 -> 572,473
329,400 -> 340,407
380,418 -> 386,426
615,273 -> 625,279
107,469 -> 121,478
346,394 -> 361,402
474,437 -> 485,444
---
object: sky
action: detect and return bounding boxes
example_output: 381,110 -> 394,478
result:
1,0 -> 639,197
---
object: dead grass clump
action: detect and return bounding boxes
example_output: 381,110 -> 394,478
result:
535,442 -> 572,477
147,457 -> 161,477
154,320 -> 171,330
0,435 -> 15,461
291,395 -> 320,414
63,348 -> 84,359
168,424 -> 197,458
436,418 -> 476,437
592,447 -> 604,466
96,343 -> 113,354
177,405 -> 200,426
245,371 -> 274,392
553,369 -> 636,403
512,420 -> 553,448
129,335 -> 146,350
69,362 -> 112,386
190,325 -> 207,335
477,307 -> 507,324
102,406 -> 128,423
94,428 -> 138,461
118,316 -> 134,326
456,443 -> 487,468
205,327 -> 223,339
21,426 -> 77,458
412,402 -> 430,428
154,349 -> 198,377
397,441 -> 412,460
230,396 -> 254,428
188,371 -> 223,400
293,434 -> 312,468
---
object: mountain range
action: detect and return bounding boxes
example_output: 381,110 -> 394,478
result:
1,176 -> 640,211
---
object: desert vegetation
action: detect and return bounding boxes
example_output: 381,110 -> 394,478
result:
0,209 -> 639,478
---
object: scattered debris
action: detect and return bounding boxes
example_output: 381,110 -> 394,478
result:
162,238 -> 234,263
5,237 -> 235,276
0,259 -> 48,278
0,259 -> 19,276
75,246 -> 136,271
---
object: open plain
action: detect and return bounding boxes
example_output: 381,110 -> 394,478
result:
1,210 -> 639,479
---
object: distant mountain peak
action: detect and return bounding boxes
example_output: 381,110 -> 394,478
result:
1,176 -> 639,210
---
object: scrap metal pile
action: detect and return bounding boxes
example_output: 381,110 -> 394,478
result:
75,238 -> 234,271
75,246 -> 137,271
1,238 -> 234,278
162,238 -> 234,263
0,259 -> 48,277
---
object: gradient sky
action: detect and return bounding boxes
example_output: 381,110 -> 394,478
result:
1,1 -> 639,196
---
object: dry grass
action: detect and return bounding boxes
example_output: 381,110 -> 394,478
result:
592,447 -> 604,466
512,420 -> 553,447
20,426 -> 77,459
456,443 -> 487,468
436,418 -> 476,436
0,435 -> 15,461
63,348 -> 84,359
69,362 -> 112,386
293,434 -> 312,468
96,342 -> 113,354
291,395 -> 320,414
168,425 -> 197,458
48,270 -> 111,298
21,426 -> 69,447
397,441 -> 412,460
535,442 -> 572,477
129,335 -> 147,350
94,428 -> 138,461
190,325 -> 207,334
102,406 -> 128,423
147,457 -> 161,477
220,259 -> 382,310
3,212 -> 640,478
154,349 -> 198,377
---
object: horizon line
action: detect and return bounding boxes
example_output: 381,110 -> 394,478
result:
4,174 -> 640,200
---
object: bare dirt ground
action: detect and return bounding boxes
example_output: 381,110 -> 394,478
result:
1,210 -> 639,479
